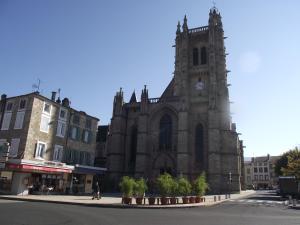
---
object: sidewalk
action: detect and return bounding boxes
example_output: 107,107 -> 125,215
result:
0,190 -> 255,209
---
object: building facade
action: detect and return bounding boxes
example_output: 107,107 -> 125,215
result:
106,8 -> 244,193
0,92 -> 104,195
244,155 -> 279,189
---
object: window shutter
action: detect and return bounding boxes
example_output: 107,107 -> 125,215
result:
81,129 -> 85,142
1,112 -> 12,130
76,127 -> 81,141
68,126 -> 73,138
88,131 -> 93,144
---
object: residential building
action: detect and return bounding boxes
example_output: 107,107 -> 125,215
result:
0,91 -> 104,195
106,8 -> 244,193
244,154 -> 280,189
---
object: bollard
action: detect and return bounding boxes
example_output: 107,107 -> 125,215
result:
218,195 -> 221,201
214,196 -> 217,202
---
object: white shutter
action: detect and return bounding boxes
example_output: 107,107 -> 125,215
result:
53,145 -> 63,161
56,121 -> 66,137
9,138 -> 20,157
14,111 -> 25,129
1,112 -> 12,130
40,115 -> 50,133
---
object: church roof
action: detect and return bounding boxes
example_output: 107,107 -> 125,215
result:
129,91 -> 137,103
160,78 -> 175,99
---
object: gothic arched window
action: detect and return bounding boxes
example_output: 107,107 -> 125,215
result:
195,123 -> 204,163
201,47 -> 207,65
159,114 -> 172,150
129,125 -> 137,171
193,48 -> 199,66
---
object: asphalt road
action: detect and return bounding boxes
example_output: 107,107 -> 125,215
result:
0,191 -> 299,225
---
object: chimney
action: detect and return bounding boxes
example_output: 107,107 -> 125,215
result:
62,98 -> 70,107
1,94 -> 7,101
51,92 -> 56,101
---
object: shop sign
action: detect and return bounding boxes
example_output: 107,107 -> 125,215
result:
7,163 -> 72,173
43,161 -> 65,167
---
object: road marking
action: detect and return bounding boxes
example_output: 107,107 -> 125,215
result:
227,199 -> 284,206
0,199 -> 24,203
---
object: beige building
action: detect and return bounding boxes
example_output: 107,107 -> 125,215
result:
244,155 -> 279,189
106,8 -> 244,194
0,91 -> 104,195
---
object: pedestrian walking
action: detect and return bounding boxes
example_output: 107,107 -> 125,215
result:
92,182 -> 101,200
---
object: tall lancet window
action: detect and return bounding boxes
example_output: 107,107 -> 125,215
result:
159,114 -> 172,150
201,47 -> 207,65
193,48 -> 199,66
195,123 -> 204,163
129,125 -> 137,171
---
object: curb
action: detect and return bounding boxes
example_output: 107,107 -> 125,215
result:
0,196 -> 223,209
0,191 -> 255,209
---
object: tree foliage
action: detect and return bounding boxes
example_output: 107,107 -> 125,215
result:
275,147 -> 300,178
119,176 -> 135,197
134,178 -> 148,197
156,173 -> 173,197
281,147 -> 300,178
193,172 -> 209,197
177,176 -> 191,196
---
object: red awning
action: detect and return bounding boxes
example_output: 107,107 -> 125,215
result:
7,163 -> 72,174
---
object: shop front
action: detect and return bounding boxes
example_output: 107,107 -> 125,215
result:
3,159 -> 74,195
71,164 -> 106,194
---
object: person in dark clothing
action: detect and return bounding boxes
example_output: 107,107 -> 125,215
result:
92,182 -> 101,200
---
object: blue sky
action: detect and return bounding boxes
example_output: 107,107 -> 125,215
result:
0,0 -> 299,157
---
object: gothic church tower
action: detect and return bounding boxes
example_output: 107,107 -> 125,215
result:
106,8 -> 243,193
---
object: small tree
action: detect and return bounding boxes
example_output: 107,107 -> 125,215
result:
193,172 -> 209,197
119,176 -> 135,198
170,177 -> 179,197
134,178 -> 148,198
157,173 -> 173,197
177,176 -> 191,196
281,147 -> 300,178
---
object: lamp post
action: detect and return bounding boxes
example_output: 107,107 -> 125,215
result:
228,171 -> 232,198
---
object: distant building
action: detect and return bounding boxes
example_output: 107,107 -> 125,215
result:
106,8 -> 244,194
244,154 -> 280,189
0,92 -> 105,195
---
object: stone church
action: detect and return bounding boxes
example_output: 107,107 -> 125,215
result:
106,8 -> 244,193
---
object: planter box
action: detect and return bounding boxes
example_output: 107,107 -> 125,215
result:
182,197 -> 189,204
160,197 -> 169,205
170,197 -> 177,204
122,197 -> 132,204
189,196 -> 196,203
135,197 -> 143,205
148,197 -> 156,205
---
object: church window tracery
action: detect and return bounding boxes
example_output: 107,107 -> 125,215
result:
193,48 -> 199,66
201,47 -> 207,64
159,114 -> 172,150
195,123 -> 204,163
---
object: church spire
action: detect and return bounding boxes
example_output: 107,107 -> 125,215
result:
182,15 -> 188,33
176,21 -> 181,35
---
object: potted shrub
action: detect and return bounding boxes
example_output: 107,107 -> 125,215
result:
169,177 -> 178,204
147,179 -> 156,205
177,176 -> 191,204
156,173 -> 173,205
119,176 -> 135,204
193,172 -> 209,203
134,178 -> 147,205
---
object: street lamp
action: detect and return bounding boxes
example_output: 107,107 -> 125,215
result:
228,171 -> 232,198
